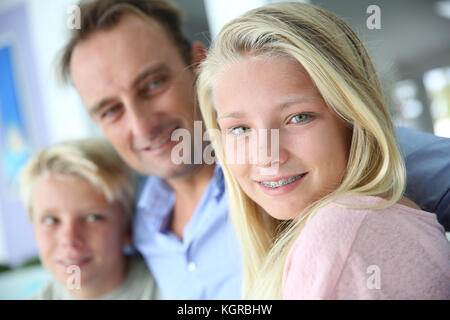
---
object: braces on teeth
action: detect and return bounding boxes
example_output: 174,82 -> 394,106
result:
261,174 -> 303,188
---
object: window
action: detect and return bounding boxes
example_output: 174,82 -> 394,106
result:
423,67 -> 450,138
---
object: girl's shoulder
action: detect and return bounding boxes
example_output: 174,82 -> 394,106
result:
284,195 -> 450,299
293,195 -> 445,261
305,195 -> 442,239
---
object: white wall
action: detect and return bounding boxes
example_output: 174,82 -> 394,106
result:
0,0 -> 99,266
0,208 -> 7,265
204,0 -> 268,39
204,0 -> 309,40
1,0 -> 100,144
27,0 -> 101,144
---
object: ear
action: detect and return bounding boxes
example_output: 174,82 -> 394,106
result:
122,223 -> 132,246
125,233 -> 132,246
191,42 -> 207,72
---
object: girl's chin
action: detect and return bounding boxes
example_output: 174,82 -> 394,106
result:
262,202 -> 310,221
264,207 -> 302,221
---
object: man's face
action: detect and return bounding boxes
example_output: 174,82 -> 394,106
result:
71,14 -> 200,178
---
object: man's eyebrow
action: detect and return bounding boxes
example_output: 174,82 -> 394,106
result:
89,98 -> 116,117
132,63 -> 168,88
88,63 -> 169,117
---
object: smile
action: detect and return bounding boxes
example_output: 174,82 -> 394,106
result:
58,255 -> 93,268
260,173 -> 307,188
147,134 -> 172,150
144,126 -> 179,151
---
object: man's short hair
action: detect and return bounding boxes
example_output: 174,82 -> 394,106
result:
60,0 -> 192,83
20,138 -> 137,225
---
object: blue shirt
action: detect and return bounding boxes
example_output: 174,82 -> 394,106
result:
133,165 -> 242,299
397,127 -> 450,230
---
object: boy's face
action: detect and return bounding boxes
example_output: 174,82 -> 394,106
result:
31,173 -> 130,293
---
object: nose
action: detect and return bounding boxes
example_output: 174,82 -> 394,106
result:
127,99 -> 152,138
60,219 -> 84,249
252,129 -> 287,165
126,98 -> 163,147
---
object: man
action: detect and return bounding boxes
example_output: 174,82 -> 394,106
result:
62,0 -> 240,299
62,0 -> 449,299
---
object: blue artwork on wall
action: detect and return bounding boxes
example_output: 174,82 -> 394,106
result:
0,45 -> 31,186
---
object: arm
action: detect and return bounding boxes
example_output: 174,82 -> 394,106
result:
395,126 -> 450,230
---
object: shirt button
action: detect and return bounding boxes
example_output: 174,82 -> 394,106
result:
187,261 -> 196,272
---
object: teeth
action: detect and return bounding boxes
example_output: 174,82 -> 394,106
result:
149,134 -> 171,150
261,174 -> 304,188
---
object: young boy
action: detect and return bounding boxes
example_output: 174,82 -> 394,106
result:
20,138 -> 159,299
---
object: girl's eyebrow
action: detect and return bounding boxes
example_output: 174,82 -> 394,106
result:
217,111 -> 246,121
217,96 -> 315,121
278,95 -> 317,110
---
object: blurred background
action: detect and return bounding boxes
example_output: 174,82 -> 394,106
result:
0,0 -> 449,298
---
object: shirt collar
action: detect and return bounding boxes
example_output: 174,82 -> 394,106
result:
212,163 -> 226,201
136,164 -> 226,218
137,175 -> 175,219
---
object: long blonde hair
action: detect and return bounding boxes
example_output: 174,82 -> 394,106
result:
197,2 -> 406,299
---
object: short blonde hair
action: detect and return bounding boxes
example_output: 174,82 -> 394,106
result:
20,138 -> 137,224
198,2 -> 406,299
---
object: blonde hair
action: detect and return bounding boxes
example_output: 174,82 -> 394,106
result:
197,2 -> 406,299
20,138 -> 137,225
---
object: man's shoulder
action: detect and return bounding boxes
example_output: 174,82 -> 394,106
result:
395,126 -> 450,157
136,175 -> 156,198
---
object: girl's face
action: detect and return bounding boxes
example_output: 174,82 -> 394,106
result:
213,55 -> 352,220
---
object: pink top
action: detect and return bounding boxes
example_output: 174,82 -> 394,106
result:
282,196 -> 450,299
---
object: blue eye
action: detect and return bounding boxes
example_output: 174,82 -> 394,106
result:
149,79 -> 163,90
42,216 -> 58,225
139,76 -> 167,97
289,113 -> 313,124
101,105 -> 122,119
86,214 -> 105,223
148,76 -> 168,92
229,126 -> 250,135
